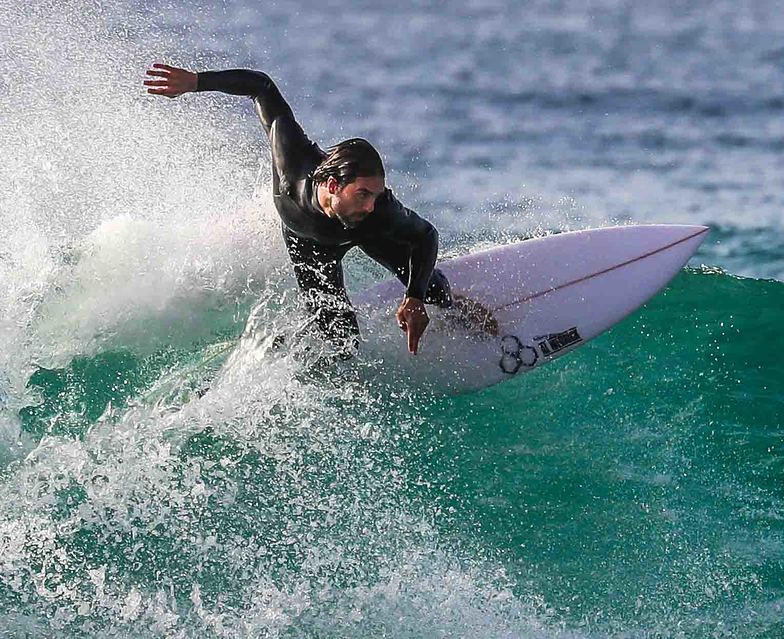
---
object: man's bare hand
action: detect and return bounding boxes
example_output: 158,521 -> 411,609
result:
396,297 -> 429,355
143,63 -> 197,98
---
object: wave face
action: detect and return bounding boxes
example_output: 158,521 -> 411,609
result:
4,268 -> 783,637
1,0 -> 783,636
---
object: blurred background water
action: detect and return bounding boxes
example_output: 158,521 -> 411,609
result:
1,0 -> 782,636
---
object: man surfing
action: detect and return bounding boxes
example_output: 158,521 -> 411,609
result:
144,63 -> 453,358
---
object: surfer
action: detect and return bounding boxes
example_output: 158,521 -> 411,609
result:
144,63 -> 452,358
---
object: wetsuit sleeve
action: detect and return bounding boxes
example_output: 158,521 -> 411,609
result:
196,69 -> 297,138
381,190 -> 439,300
196,69 -> 316,186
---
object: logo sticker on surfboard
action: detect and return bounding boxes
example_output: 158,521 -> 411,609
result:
498,327 -> 583,375
534,327 -> 583,356
499,335 -> 538,374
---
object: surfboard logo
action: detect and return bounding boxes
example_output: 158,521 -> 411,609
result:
535,327 -> 582,356
499,335 -> 538,374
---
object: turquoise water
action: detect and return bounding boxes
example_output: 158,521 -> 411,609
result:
2,0 -> 784,636
3,269 -> 781,637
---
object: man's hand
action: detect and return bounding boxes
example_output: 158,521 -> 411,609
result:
143,63 -> 197,98
396,297 -> 429,355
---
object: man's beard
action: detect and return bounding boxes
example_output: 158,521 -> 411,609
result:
335,210 -> 363,229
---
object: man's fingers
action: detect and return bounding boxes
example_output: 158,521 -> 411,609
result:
396,300 -> 429,354
407,324 -> 424,354
146,88 -> 175,98
145,69 -> 170,78
143,80 -> 169,87
152,63 -> 177,71
406,319 -> 427,354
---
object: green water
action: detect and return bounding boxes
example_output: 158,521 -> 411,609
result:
3,268 -> 781,637
419,269 -> 784,635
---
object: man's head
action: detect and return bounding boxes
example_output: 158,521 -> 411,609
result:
312,138 -> 385,228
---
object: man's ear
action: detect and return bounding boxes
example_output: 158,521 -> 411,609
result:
327,176 -> 339,194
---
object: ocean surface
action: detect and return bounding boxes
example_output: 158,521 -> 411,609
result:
1,0 -> 783,636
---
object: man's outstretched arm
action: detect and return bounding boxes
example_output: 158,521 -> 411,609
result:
144,63 -> 296,136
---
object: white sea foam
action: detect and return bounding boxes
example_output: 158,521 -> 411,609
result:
0,5 -> 563,634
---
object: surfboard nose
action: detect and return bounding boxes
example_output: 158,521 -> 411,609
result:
694,225 -> 710,241
676,224 -> 710,248
685,224 -> 710,235
653,223 -> 709,235
638,224 -> 709,252
640,224 -> 709,265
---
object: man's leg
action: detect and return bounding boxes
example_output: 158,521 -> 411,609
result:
282,228 -> 359,357
357,239 -> 453,308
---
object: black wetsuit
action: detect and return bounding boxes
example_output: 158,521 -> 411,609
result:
196,70 -> 451,353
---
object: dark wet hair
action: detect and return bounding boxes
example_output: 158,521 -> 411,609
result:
311,138 -> 385,186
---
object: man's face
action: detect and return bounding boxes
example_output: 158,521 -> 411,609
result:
329,176 -> 385,228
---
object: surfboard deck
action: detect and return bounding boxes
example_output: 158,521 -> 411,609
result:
355,224 -> 709,394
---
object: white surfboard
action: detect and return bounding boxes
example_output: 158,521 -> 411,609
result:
355,224 -> 709,394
